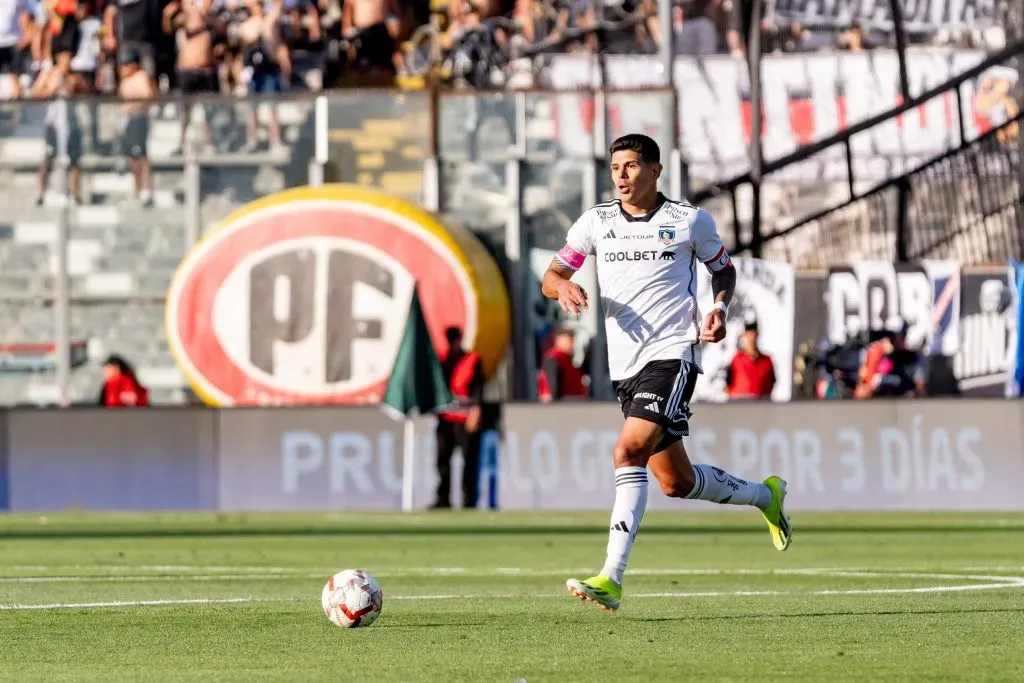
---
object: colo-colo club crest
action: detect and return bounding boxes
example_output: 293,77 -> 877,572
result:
166,185 -> 510,406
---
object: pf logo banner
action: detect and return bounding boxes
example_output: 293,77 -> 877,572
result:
826,261 -> 961,355
166,185 -> 511,406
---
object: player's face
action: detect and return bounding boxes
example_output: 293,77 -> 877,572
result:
610,150 -> 661,203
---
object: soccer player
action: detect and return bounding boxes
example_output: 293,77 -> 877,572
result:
541,134 -> 791,612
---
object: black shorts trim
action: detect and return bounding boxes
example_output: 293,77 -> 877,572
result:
612,358 -> 699,450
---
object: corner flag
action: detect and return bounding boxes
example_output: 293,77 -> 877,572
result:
381,284 -> 452,511
382,284 -> 453,419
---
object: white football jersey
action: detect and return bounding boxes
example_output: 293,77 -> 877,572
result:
555,194 -> 732,381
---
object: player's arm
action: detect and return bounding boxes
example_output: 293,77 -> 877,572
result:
692,209 -> 735,343
541,215 -> 595,317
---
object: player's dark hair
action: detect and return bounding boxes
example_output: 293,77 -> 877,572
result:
609,134 -> 661,165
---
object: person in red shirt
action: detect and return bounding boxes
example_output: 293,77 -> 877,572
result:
725,321 -> 776,400
538,328 -> 587,401
433,327 -> 484,509
99,354 -> 149,407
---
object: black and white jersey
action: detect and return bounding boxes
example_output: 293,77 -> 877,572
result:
555,193 -> 732,381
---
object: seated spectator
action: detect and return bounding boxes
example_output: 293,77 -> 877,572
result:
854,325 -> 926,399
99,354 -> 149,407
725,321 -> 775,400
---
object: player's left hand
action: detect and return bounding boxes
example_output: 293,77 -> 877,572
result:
700,310 -> 726,343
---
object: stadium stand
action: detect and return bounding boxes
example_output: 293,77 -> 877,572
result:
0,0 -> 1019,404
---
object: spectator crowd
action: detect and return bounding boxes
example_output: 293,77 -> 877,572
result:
0,0 -> 1015,98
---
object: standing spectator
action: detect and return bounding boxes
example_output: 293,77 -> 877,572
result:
0,0 -> 33,98
71,0 -> 102,92
761,18 -> 803,53
239,0 -> 287,151
164,0 -> 217,153
538,327 -> 587,401
433,325 -> 484,510
117,46 -> 155,205
33,42 -> 87,205
725,320 -> 776,400
104,0 -> 162,78
99,354 -> 149,406
673,0 -> 718,56
281,0 -> 323,90
840,22 -> 868,52
341,0 -> 399,82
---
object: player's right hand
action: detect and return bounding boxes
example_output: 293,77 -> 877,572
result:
556,280 -> 589,317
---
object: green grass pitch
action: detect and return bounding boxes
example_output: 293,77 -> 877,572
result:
1,511 -> 1023,682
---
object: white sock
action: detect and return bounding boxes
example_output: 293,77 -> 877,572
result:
686,464 -> 772,509
600,466 -> 648,585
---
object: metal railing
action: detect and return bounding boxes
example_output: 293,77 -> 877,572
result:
691,40 -> 1024,258
762,112 -> 1023,267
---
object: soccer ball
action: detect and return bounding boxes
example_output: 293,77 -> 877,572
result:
321,569 -> 383,628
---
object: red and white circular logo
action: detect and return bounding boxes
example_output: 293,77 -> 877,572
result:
166,186 -> 509,406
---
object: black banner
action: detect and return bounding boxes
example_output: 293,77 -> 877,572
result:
771,0 -> 1009,30
793,265 -> 1013,397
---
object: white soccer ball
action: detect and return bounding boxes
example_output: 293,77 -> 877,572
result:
321,569 -> 383,628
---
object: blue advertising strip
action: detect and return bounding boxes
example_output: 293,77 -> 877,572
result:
7,409 -> 210,511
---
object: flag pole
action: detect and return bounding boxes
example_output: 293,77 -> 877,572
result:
401,416 -> 416,512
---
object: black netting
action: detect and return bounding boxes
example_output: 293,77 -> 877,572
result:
759,111 -> 1022,268
905,125 -> 1022,263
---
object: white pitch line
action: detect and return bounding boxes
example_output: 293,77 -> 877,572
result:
0,574 -> 329,584
6,567 -> 1024,583
2,571 -> 1024,610
8,564 -> 1024,576
0,597 -> 256,611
